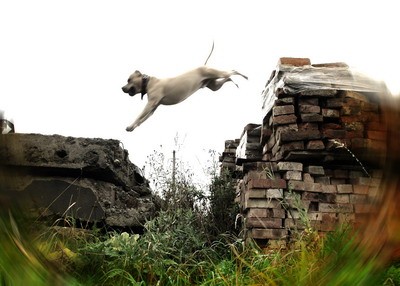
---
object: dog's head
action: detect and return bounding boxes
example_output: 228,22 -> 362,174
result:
122,70 -> 148,98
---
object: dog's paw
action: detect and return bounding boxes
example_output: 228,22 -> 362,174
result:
126,126 -> 134,132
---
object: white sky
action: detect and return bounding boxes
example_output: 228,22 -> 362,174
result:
1,1 -> 399,185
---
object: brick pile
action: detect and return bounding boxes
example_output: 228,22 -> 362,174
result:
219,138 -> 240,175
221,57 -> 389,248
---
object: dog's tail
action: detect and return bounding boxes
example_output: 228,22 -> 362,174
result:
204,41 -> 215,66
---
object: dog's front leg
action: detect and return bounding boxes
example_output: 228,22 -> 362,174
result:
126,101 -> 159,132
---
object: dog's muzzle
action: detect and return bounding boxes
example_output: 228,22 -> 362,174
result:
122,85 -> 136,96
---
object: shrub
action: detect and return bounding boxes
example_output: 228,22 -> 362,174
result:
207,168 -> 239,238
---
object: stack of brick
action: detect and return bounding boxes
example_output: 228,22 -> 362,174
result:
219,138 -> 240,175
227,57 -> 389,248
236,123 -> 262,164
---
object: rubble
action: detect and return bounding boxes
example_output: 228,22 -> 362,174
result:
0,133 -> 158,228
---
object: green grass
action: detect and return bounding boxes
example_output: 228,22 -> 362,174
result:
1,209 -> 398,286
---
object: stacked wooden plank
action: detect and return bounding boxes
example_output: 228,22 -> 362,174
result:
227,57 -> 389,248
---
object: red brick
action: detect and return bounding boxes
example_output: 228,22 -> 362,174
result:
271,144 -> 282,158
272,114 -> 297,125
251,228 -> 288,239
334,170 -> 349,179
325,194 -> 336,203
284,171 -> 302,181
279,129 -> 321,142
322,108 -> 340,118
349,171 -> 364,178
246,218 -> 283,229
337,184 -> 353,193
304,165 -> 324,175
287,210 -> 300,219
301,113 -> 323,122
331,178 -> 346,185
288,180 -> 306,191
278,57 -> 310,66
277,161 -> 303,171
322,213 -> 339,223
319,203 -> 353,213
308,212 -> 322,221
247,208 -> 285,219
266,189 -> 284,199
284,219 -> 307,230
326,98 -> 343,108
266,133 -> 276,149
245,170 -> 268,182
321,185 -> 336,193
343,122 -> 364,132
322,129 -> 346,139
247,208 -> 268,218
298,123 -> 319,130
299,105 -> 321,113
299,98 -> 319,105
275,97 -> 295,105
305,182 -> 323,193
338,213 -> 355,224
316,177 -> 331,185
272,209 -> 286,218
350,194 -> 368,204
280,141 -> 305,153
302,192 -> 321,201
303,173 -> 314,183
341,115 -> 366,124
244,199 -> 281,209
324,123 -> 342,130
276,124 -> 299,134
246,189 -> 266,199
273,105 -> 295,116
306,140 -> 325,150
335,194 -> 350,203
350,177 -> 371,185
247,178 -> 287,189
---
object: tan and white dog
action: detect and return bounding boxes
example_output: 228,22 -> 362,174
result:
122,66 -> 248,131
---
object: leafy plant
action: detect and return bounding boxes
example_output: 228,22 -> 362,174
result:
207,168 -> 239,239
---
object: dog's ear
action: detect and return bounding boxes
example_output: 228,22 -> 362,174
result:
134,70 -> 142,77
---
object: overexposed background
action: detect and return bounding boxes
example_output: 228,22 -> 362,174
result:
1,0 -> 399,184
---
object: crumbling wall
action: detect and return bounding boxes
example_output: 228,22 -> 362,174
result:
220,58 -> 388,248
0,133 -> 158,229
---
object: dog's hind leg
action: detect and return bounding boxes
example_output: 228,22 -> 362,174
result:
126,101 -> 159,131
205,78 -> 238,91
199,67 -> 248,81
231,70 -> 248,80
